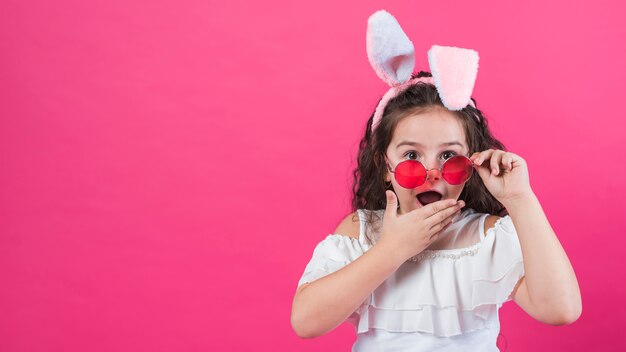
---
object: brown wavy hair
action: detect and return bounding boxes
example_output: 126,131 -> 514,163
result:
350,71 -> 508,233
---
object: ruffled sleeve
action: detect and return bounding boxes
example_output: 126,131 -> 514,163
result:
297,234 -> 368,287
471,215 -> 525,306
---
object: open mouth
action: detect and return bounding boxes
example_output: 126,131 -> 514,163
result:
416,191 -> 443,206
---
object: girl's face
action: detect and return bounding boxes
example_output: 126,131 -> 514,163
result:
385,108 -> 470,215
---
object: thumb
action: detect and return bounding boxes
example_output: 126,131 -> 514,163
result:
385,190 -> 398,217
473,163 -> 492,181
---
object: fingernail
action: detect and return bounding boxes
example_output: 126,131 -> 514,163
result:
492,168 -> 497,174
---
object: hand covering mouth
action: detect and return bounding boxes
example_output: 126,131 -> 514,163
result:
417,191 -> 443,206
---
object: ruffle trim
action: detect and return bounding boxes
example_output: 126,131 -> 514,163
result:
355,215 -> 525,336
297,234 -> 369,287
355,304 -> 499,337
296,213 -> 525,337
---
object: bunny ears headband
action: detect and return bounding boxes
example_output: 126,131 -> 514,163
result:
367,10 -> 480,131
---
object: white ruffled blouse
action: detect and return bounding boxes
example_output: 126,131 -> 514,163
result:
297,208 -> 525,351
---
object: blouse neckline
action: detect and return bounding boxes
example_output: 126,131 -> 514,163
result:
359,208 -> 494,260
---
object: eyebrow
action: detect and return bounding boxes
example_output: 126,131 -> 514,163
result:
395,141 -> 465,149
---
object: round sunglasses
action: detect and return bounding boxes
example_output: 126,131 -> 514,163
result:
386,155 -> 474,189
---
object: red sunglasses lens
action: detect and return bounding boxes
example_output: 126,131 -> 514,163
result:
394,160 -> 427,188
442,156 -> 473,185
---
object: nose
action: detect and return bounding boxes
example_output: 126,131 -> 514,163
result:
426,168 -> 441,181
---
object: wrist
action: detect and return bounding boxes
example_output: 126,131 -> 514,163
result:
501,191 -> 539,211
373,238 -> 410,267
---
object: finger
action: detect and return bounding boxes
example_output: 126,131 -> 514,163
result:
384,190 -> 398,218
469,152 -> 481,163
471,149 -> 494,166
424,201 -> 465,230
500,151 -> 512,173
426,200 -> 465,229
470,151 -> 483,165
429,208 -> 460,235
428,200 -> 465,222
502,153 -> 513,171
429,231 -> 441,241
490,150 -> 504,175
502,153 -> 511,172
419,198 -> 459,219
473,159 -> 492,180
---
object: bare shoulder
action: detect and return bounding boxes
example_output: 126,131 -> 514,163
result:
484,214 -> 501,233
333,211 -> 361,240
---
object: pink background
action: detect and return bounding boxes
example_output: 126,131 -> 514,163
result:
1,0 -> 625,351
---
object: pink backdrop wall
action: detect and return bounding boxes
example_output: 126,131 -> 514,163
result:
1,0 -> 625,350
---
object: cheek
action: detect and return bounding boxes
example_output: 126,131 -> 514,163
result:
448,184 -> 465,198
394,189 -> 415,203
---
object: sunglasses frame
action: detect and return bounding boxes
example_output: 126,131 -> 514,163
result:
386,155 -> 474,189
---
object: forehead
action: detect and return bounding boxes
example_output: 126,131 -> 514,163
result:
391,109 -> 467,148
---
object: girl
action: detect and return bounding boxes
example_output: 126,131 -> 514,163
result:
290,10 -> 581,351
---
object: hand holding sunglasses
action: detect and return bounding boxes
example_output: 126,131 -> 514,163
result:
469,149 -> 533,206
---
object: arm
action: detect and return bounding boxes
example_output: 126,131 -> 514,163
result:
290,213 -> 405,338
505,192 -> 582,325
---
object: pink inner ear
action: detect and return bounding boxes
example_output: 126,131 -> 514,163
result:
366,10 -> 415,86
428,45 -> 479,110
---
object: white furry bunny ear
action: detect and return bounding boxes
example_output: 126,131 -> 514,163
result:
366,10 -> 415,86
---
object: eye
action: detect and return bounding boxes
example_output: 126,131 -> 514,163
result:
402,150 -> 458,161
403,151 -> 419,160
441,151 -> 457,160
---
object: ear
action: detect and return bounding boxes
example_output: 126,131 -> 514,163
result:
383,157 -> 393,182
427,45 -> 479,111
366,10 -> 415,86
